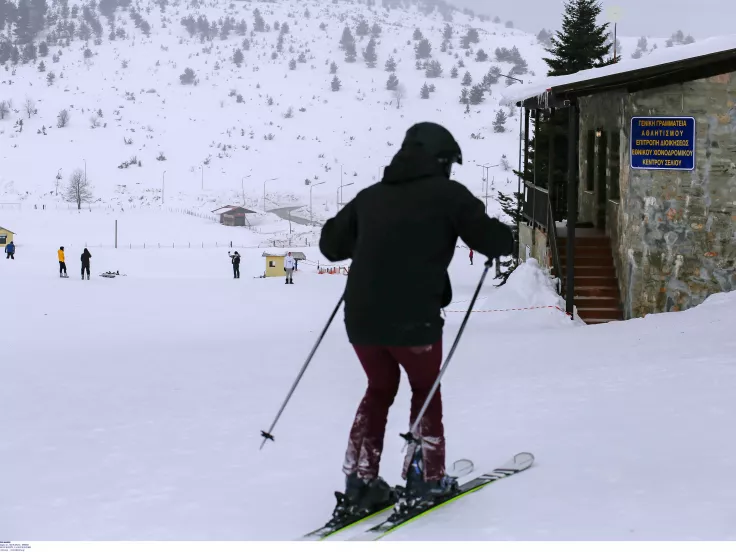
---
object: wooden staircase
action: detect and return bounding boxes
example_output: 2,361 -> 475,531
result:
557,231 -> 624,324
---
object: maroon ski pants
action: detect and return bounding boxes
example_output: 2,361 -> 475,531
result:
342,340 -> 446,481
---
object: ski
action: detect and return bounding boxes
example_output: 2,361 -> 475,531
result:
349,452 -> 534,541
298,458 -> 475,541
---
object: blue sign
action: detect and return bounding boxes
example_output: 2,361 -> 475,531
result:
630,116 -> 695,171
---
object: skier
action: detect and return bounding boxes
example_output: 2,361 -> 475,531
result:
229,251 -> 241,279
319,122 -> 514,517
284,251 -> 295,284
469,249 -> 474,265
81,248 -> 92,280
58,246 -> 68,277
4,241 -> 14,260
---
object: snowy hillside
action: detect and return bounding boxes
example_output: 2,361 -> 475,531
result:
2,210 -> 735,540
1,0 -> 553,223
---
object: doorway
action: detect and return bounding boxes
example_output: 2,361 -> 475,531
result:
596,130 -> 608,230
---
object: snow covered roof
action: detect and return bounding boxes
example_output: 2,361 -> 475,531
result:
261,251 -> 307,260
503,34 -> 736,105
212,205 -> 239,215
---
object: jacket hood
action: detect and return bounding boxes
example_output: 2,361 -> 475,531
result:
381,145 -> 448,184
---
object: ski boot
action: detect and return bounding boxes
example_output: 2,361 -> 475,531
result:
396,446 -> 458,515
330,473 -> 395,526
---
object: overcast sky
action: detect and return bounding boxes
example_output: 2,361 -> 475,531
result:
450,0 -> 731,39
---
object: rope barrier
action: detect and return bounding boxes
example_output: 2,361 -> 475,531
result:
444,305 -> 572,317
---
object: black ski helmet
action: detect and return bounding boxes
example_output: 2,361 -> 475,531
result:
401,122 -> 462,176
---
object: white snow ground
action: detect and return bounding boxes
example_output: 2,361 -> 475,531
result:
2,212 -> 736,541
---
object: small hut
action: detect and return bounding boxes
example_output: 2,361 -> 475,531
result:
262,251 -> 306,277
212,206 -> 256,227
0,226 -> 15,246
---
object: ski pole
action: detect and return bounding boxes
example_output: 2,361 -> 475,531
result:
400,259 -> 495,446
260,294 -> 344,449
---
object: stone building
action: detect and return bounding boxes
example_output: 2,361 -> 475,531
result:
506,36 -> 736,323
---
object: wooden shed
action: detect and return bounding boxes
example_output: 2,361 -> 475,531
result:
212,206 -> 256,227
262,251 -> 306,277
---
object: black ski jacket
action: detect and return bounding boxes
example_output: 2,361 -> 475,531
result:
319,145 -> 514,346
81,250 -> 92,266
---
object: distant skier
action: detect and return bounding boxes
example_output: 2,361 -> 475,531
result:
58,246 -> 67,277
4,241 -> 14,260
469,249 -> 474,265
81,248 -> 92,280
319,122 -> 514,518
229,251 -> 241,279
284,251 -> 295,284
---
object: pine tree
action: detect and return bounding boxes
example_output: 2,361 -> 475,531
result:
493,109 -> 507,132
413,28 -> 423,40
331,75 -> 341,91
339,26 -> 354,49
38,41 -> 48,57
253,8 -> 265,32
386,72 -> 398,91
543,0 -> 612,76
459,87 -> 469,104
329,61 -> 338,74
363,37 -> 377,68
233,48 -> 244,67
461,71 -> 472,86
420,82 -> 430,99
384,56 -> 396,72
356,19 -> 370,37
289,58 -> 296,70
415,38 -> 431,59
443,23 -> 452,39
468,84 -> 484,105
425,59 -> 442,78
14,0 -> 33,44
344,41 -> 357,62
450,66 -> 458,78
494,190 -> 522,286
475,48 -> 488,62
371,23 -> 381,38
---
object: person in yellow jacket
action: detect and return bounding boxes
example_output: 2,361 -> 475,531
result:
58,246 -> 68,277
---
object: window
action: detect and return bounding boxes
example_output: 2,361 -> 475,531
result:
586,129 -> 595,191
609,131 -> 621,201
268,260 -> 276,268
0,234 -> 7,245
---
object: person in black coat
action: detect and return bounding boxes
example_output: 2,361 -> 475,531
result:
229,251 -> 241,278
319,122 -> 514,515
81,248 -> 92,280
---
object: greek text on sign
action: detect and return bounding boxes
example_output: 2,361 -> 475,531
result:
630,116 -> 695,170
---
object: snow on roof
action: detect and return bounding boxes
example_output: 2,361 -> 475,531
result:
503,34 -> 736,104
261,251 -> 307,260
212,205 -> 239,215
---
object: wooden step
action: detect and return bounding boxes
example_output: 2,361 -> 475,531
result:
559,246 -> 613,259
558,235 -> 610,247
573,283 -> 620,297
577,307 -> 624,321
574,297 -> 621,309
559,275 -> 619,287
564,266 -> 616,278
560,251 -> 615,264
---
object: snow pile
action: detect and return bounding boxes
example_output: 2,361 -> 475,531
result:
459,259 -> 581,330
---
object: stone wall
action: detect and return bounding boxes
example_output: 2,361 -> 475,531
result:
585,71 -> 736,317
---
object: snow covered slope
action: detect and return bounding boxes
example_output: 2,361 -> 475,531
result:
1,0 -> 550,220
1,212 -> 735,540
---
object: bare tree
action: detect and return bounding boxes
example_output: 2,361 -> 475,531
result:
89,114 -> 100,128
63,168 -> 94,210
0,101 -> 8,120
24,98 -> 36,119
393,83 -> 406,109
